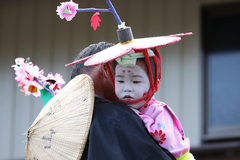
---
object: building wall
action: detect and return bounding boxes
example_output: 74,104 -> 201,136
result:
0,0 -> 238,159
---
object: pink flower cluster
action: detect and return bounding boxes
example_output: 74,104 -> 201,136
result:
12,57 -> 65,97
41,72 -> 65,94
56,0 -> 78,21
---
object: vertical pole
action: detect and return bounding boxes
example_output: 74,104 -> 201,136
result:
106,0 -> 123,26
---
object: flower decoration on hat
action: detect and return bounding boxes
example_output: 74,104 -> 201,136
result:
56,0 -> 78,21
57,0 -> 123,31
12,57 -> 65,105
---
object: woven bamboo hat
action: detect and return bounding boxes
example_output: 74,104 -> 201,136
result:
25,74 -> 94,160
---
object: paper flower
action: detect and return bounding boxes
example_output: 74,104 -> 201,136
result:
11,57 -> 25,69
12,58 -> 44,82
12,57 -> 65,99
14,63 -> 28,82
56,0 -> 78,21
22,78 -> 43,97
27,65 -> 44,80
42,73 -> 65,94
11,57 -> 27,82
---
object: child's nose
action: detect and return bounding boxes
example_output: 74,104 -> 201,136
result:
124,85 -> 132,92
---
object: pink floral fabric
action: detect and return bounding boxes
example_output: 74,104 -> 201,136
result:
135,98 -> 190,158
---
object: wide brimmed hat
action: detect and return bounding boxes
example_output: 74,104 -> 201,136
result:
25,74 -> 94,160
62,0 -> 192,104
60,0 -> 192,67
65,32 -> 192,67
85,33 -> 193,66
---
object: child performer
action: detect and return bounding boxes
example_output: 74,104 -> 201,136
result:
114,49 -> 195,160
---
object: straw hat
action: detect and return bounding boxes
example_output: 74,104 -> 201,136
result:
25,74 -> 94,160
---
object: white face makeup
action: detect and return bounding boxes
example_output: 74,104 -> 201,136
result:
115,61 -> 150,109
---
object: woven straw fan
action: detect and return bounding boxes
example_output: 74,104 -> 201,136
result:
25,74 -> 94,160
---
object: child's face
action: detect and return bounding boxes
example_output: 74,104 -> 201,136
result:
115,60 -> 150,109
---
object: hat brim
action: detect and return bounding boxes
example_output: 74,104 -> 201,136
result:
64,32 -> 192,67
65,55 -> 92,66
84,33 -> 191,66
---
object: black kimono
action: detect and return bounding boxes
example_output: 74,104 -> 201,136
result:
81,96 -> 176,160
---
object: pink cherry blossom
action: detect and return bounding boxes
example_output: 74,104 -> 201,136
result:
22,78 -> 43,97
56,0 -> 78,21
14,64 -> 28,82
12,57 -> 65,98
12,57 -> 29,82
11,57 -> 25,70
26,65 -> 44,80
42,72 -> 65,94
12,58 -> 44,82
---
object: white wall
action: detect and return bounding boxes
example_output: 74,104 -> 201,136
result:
0,0 -> 238,159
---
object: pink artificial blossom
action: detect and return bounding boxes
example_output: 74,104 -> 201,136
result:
14,64 -> 28,82
12,57 -> 65,98
56,0 -> 78,21
12,57 -> 44,82
22,78 -> 43,97
41,72 -> 65,94
11,57 -> 25,70
27,65 -> 44,80
12,57 -> 29,82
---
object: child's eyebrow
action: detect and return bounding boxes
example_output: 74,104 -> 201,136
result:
133,75 -> 143,78
116,75 -> 124,77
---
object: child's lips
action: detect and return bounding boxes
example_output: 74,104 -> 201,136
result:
123,95 -> 133,101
